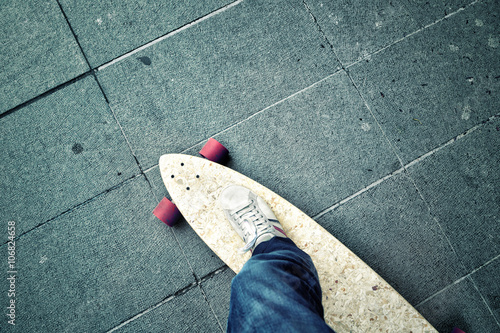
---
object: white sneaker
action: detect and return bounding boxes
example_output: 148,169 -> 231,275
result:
219,185 -> 287,253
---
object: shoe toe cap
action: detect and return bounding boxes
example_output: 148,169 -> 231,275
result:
219,185 -> 251,210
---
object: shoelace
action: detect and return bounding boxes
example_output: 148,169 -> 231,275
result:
232,200 -> 270,252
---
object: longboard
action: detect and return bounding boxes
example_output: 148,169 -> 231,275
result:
156,150 -> 438,332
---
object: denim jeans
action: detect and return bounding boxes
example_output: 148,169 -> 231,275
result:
227,237 -> 335,332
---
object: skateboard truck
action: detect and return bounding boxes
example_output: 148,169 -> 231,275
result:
153,138 -> 229,226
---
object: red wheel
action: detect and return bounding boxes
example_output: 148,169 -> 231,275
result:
451,328 -> 466,333
199,138 -> 229,164
153,197 -> 181,227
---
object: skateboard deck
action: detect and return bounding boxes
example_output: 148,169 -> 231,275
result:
158,153 -> 437,333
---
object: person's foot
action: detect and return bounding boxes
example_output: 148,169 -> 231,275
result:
219,185 -> 287,253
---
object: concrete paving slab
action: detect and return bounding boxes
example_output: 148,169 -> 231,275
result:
406,117 -> 500,271
417,276 -> 500,333
0,76 -> 139,235
146,167 -> 225,279
183,71 -> 401,218
349,0 -> 500,164
58,0 -> 234,68
113,286 -> 221,333
0,0 -> 88,114
96,0 -> 339,170
316,171 -> 464,306
2,176 -> 194,332
473,258 -> 500,324
305,0 -> 419,65
201,268 -> 235,332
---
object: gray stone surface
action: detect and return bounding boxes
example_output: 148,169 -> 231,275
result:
417,276 -> 500,333
0,0 -> 88,114
305,0 -> 419,65
349,0 -> 500,164
1,176 -> 193,332
58,0 -> 233,67
114,286 -> 221,333
0,76 -> 139,235
407,117 -> 500,271
316,171 -> 464,306
184,71 -> 401,218
96,0 -> 339,169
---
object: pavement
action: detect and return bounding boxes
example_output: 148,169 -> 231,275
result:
1,0 -> 499,332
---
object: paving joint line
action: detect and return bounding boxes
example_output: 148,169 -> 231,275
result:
416,253 -> 500,308
198,266 -> 230,333
178,69 -> 344,155
106,265 -> 228,332
143,164 -> 159,174
468,265 -> 500,329
105,281 -> 197,333
0,174 -> 142,245
344,66 -> 408,173
56,0 -> 111,109
415,275 -> 471,309
56,0 -> 90,65
404,112 -> 499,170
0,72 -> 91,119
302,0 -> 344,70
104,100 -> 147,172
97,0 -> 244,71
0,0 -> 103,116
329,62 -> 411,219
312,167 -> 405,220
197,284 -> 225,333
312,112 -> 500,220
345,0 -> 481,69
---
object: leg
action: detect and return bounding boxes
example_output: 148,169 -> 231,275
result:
227,237 -> 335,333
